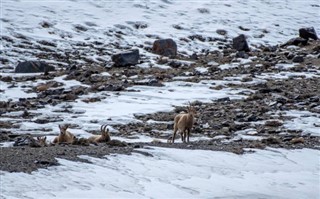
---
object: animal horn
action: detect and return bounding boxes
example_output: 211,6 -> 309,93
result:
103,124 -> 108,133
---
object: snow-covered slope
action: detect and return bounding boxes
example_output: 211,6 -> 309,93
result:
1,1 -> 320,198
2,0 -> 320,63
1,147 -> 319,199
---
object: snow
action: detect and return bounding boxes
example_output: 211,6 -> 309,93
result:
0,78 -> 249,135
2,0 -> 320,67
1,0 -> 320,198
1,147 -> 319,199
256,71 -> 320,80
282,110 -> 320,136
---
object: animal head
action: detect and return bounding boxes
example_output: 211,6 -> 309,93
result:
59,124 -> 70,135
37,136 -> 47,146
100,124 -> 109,137
187,102 -> 197,116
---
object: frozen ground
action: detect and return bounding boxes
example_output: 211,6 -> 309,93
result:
1,147 -> 319,199
1,0 -> 320,198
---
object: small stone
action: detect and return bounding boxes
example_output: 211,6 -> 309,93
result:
286,53 -> 294,60
299,27 -> 318,40
235,51 -> 249,59
216,29 -> 227,36
265,120 -> 283,127
221,127 -> 230,134
262,136 -> 281,144
292,56 -> 304,63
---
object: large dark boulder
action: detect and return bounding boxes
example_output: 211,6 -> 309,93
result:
111,49 -> 139,67
232,34 -> 250,52
15,61 -> 55,73
299,27 -> 318,40
152,39 -> 177,57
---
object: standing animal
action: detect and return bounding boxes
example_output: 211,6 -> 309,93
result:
53,124 -> 76,144
171,103 -> 196,143
88,124 -> 111,143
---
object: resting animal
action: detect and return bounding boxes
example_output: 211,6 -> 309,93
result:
88,124 -> 111,143
53,124 -> 76,144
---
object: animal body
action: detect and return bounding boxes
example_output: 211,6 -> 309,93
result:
88,124 -> 111,143
53,124 -> 76,144
171,103 -> 196,143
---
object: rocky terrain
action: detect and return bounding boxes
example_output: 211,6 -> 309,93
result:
1,27 -> 320,173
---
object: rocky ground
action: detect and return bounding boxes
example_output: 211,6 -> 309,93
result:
1,33 -> 319,173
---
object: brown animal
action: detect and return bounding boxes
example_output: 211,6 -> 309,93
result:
37,136 -> 48,147
53,124 -> 76,144
88,124 -> 111,144
171,103 -> 196,143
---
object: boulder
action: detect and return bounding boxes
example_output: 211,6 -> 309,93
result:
232,34 -> 250,52
15,61 -> 55,73
152,39 -> 177,57
283,37 -> 308,46
299,27 -> 318,40
111,49 -> 139,67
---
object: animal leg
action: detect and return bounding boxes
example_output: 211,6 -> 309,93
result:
183,130 -> 187,143
187,129 -> 190,143
172,127 -> 178,144
180,130 -> 184,142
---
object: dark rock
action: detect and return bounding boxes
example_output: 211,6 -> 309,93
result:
198,8 -> 210,14
286,53 -> 294,60
299,27 -> 318,40
132,21 -> 148,29
238,26 -> 250,31
1,76 -> 13,82
190,53 -> 198,60
111,49 -> 139,67
235,51 -> 249,59
265,120 -> 283,127
40,21 -> 53,28
135,79 -> 164,87
13,135 -> 41,147
262,136 -> 281,144
107,139 -> 127,147
292,56 -> 304,63
152,39 -> 177,57
284,37 -> 308,46
74,24 -> 88,31
60,93 -> 77,101
168,61 -> 182,68
232,34 -> 250,52
15,61 -> 55,73
216,29 -> 227,36
0,101 -> 8,108
216,97 -> 230,102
